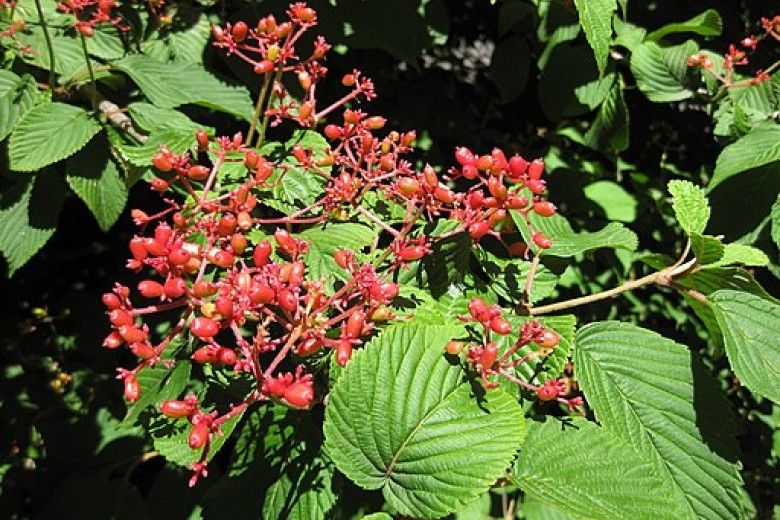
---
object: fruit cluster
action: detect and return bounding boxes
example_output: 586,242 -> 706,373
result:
103,2 -> 567,486
57,0 -> 124,36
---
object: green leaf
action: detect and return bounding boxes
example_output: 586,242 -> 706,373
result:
0,71 -> 39,141
582,180 -> 637,223
122,361 -> 190,425
646,9 -> 723,41
574,72 -> 616,110
66,137 -> 128,231
539,45 -> 599,122
711,123 -> 780,189
15,30 -> 85,80
324,323 -> 525,518
612,18 -> 646,52
142,8 -> 210,64
498,314 -> 575,384
268,130 -> 330,209
771,195 -> 780,250
711,290 -> 780,404
117,129 -> 196,168
574,321 -> 744,519
262,453 -> 337,520
113,55 -> 253,121
668,179 -> 710,235
9,102 -> 101,172
705,243 -> 769,268
479,253 -> 559,304
489,34 -> 531,103
572,0 -> 617,74
152,407 -> 244,467
128,103 -> 209,135
513,418 -> 682,519
521,500 -> 577,520
299,223 -> 375,286
582,80 -> 629,153
512,211 -> 638,257
630,40 -> 698,103
690,234 -> 724,265
0,170 -> 67,276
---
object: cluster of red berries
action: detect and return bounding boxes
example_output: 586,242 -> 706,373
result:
105,2 -> 566,486
57,0 -> 124,37
688,15 -> 779,87
444,297 -> 583,413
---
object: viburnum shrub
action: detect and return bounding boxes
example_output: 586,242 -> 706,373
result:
3,0 -> 780,517
103,3 -> 582,487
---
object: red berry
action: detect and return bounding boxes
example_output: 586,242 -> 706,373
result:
283,381 -> 314,409
345,311 -> 365,339
490,317 -> 512,335
480,343 -> 498,369
528,159 -> 544,180
150,178 -> 169,192
399,246 -> 426,261
144,237 -> 167,257
398,178 -> 422,196
217,214 -> 237,236
249,283 -> 275,305
445,340 -> 463,355
533,201 -> 557,217
296,337 -> 323,357
253,240 -> 272,266
124,376 -> 140,402
192,346 -> 218,364
196,130 -> 209,151
212,250 -> 234,268
193,281 -> 217,298
138,280 -> 164,298
336,340 -> 353,366
324,125 -> 342,140
508,155 -> 528,177
277,289 -> 298,313
254,60 -> 274,74
532,232 -> 552,249
468,298 -> 489,320
536,383 -> 559,402
469,221 -> 490,240
454,147 -> 475,166
462,164 -> 479,180
119,325 -> 146,343
189,422 -> 210,449
190,317 -> 220,339
527,179 -> 546,194
129,342 -> 155,359
152,153 -> 173,172
160,399 -> 192,418
218,348 -> 237,365
231,21 -> 248,42
187,165 -> 210,181
168,248 -> 191,266
433,186 -> 456,204
109,309 -> 133,327
129,237 -> 148,261
334,250 -> 351,269
164,278 -> 187,299
103,331 -> 124,349
102,293 -> 122,310
536,329 -> 560,349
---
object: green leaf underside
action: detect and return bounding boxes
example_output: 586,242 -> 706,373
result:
514,418 -> 681,519
572,0 -> 616,74
113,55 -> 253,121
631,40 -> 698,103
711,124 -> 780,189
324,323 -> 525,518
0,172 -> 66,275
690,234 -> 724,265
0,70 -> 38,141
711,291 -> 780,404
574,322 -> 744,519
647,9 -> 723,41
66,137 -> 128,231
668,180 -> 710,235
9,102 -> 101,172
512,211 -> 637,257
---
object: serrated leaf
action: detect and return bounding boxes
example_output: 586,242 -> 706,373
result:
262,453 -> 337,520
122,361 -> 190,425
711,124 -> 780,189
299,223 -> 374,286
324,323 -> 525,518
0,170 -> 67,276
152,408 -> 243,467
128,103 -> 209,135
771,196 -> 780,250
574,72 -> 615,110
705,243 -> 769,268
114,55 -> 253,120
711,291 -> 780,404
630,40 -> 698,103
646,9 -> 722,41
513,418 -> 682,519
0,71 -> 39,141
478,252 -> 559,304
521,500 -> 577,520
668,179 -> 710,235
117,129 -> 196,167
9,102 -> 101,172
15,29 -> 85,80
572,0 -> 617,74
583,80 -> 629,153
142,7 -> 210,64
512,211 -> 638,257
499,314 -> 575,384
574,322 -> 744,519
66,137 -> 128,231
690,234 -> 724,265
271,130 -> 330,208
